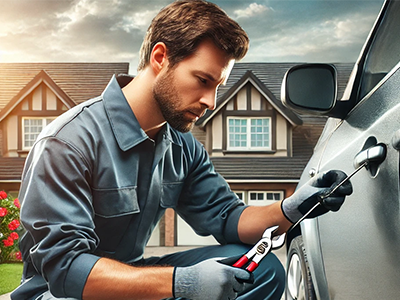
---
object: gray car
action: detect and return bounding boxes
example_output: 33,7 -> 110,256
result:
281,0 -> 400,299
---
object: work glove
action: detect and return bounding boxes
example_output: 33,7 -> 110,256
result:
173,257 -> 252,300
281,170 -> 353,223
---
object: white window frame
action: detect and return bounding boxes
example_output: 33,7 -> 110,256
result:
247,191 -> 284,206
227,117 -> 271,151
233,190 -> 246,203
22,117 -> 55,150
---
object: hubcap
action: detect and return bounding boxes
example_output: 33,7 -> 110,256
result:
287,253 -> 306,300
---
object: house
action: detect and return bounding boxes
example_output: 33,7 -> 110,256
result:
0,62 -> 353,246
197,62 -> 354,193
177,62 -> 353,245
0,63 -> 129,194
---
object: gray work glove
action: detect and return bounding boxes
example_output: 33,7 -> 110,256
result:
173,257 -> 252,300
281,170 -> 353,223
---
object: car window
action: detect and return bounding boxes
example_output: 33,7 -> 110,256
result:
359,1 -> 400,100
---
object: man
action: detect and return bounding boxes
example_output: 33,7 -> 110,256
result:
13,1 -> 352,300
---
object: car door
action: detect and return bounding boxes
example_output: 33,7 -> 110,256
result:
311,1 -> 400,298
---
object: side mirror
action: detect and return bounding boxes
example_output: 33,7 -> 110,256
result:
282,64 -> 339,115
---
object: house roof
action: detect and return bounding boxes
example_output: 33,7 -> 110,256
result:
0,62 -> 353,184
203,62 -> 354,181
197,62 -> 354,127
0,62 -> 129,112
0,63 -> 129,183
198,68 -> 302,126
0,69 -> 78,122
211,157 -> 308,181
0,158 -> 26,181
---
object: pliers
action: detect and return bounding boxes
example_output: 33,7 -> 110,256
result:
232,225 -> 286,272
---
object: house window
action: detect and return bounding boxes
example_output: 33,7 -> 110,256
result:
227,117 -> 271,150
234,191 -> 245,202
23,117 -> 55,149
248,191 -> 283,206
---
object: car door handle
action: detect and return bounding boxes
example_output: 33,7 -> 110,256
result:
354,143 -> 387,169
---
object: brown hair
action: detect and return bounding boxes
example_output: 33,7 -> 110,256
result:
137,0 -> 249,71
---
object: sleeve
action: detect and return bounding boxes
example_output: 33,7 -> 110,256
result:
176,135 -> 247,245
19,137 -> 100,299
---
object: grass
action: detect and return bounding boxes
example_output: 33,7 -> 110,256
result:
0,263 -> 23,295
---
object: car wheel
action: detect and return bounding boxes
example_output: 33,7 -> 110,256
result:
286,235 -> 316,300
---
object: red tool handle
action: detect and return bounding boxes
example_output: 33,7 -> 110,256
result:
233,256 -> 249,268
246,261 -> 259,272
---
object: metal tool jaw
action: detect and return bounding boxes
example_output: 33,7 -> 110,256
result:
233,225 -> 286,272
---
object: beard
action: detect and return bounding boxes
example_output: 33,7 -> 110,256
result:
153,69 -> 198,133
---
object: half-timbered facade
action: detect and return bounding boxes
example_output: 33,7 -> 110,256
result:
0,63 -> 129,193
178,62 -> 353,245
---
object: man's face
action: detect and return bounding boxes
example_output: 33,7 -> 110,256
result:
153,39 -> 234,133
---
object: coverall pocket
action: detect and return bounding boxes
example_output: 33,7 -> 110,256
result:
160,182 -> 184,208
92,186 -> 139,253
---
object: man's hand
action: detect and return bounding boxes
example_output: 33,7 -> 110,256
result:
281,170 -> 353,223
174,258 -> 252,300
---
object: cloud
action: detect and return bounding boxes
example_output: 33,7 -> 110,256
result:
244,11 -> 377,63
328,14 -> 375,45
0,0 -> 152,67
56,0 -> 100,32
112,9 -> 159,33
0,0 -> 385,71
234,3 -> 270,19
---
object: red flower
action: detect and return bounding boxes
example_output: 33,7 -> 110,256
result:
2,237 -> 14,247
8,219 -> 20,231
15,251 -> 22,260
9,232 -> 19,240
14,198 -> 20,209
0,207 -> 7,217
0,191 -> 7,200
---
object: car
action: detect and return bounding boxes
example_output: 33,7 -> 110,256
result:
281,0 -> 400,299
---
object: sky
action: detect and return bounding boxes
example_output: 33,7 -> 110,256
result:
0,0 -> 385,74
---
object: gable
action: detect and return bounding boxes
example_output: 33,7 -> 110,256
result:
193,62 -> 354,161
0,62 -> 129,159
198,69 -> 302,127
0,62 -> 129,112
0,70 -> 74,122
208,79 -> 293,157
196,62 -> 354,129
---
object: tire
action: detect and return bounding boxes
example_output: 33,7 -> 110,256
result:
285,235 -> 316,300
